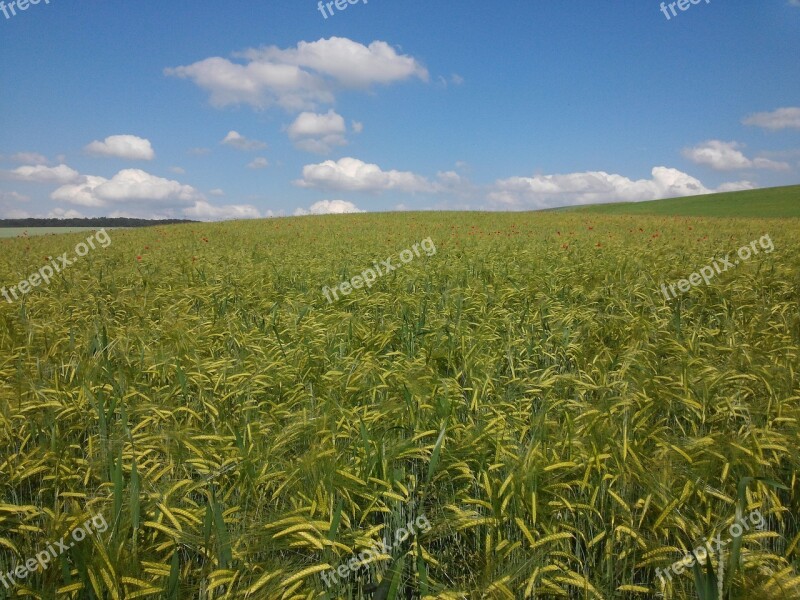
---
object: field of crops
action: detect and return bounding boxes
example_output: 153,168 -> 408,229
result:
1,210 -> 799,599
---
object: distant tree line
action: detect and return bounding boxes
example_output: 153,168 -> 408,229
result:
0,218 -> 198,228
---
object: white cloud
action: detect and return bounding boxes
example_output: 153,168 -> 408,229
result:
50,176 -> 110,207
0,205 -> 85,219
221,130 -> 267,151
165,37 -> 428,111
209,188 -> 225,196
10,152 -> 48,165
0,190 -> 31,202
189,147 -> 211,156
293,199 -> 364,216
287,110 -> 348,154
748,157 -> 788,170
170,166 -> 186,174
6,164 -> 81,184
293,137 -> 344,154
352,121 -> 364,134
85,135 -> 155,160
248,37 -> 429,88
296,157 -> 434,193
183,200 -> 261,221
716,181 -> 756,192
51,169 -> 202,208
44,168 -> 256,221
288,109 -> 346,138
434,170 -> 477,198
0,190 -> 32,219
48,207 -> 85,219
1,172 -> 258,222
247,157 -> 269,169
0,207 -> 33,218
487,167 -> 746,209
742,107 -> 800,131
683,140 -> 790,171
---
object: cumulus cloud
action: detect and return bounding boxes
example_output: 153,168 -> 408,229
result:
0,204 -> 85,219
0,207 -> 32,219
183,200 -> 261,221
247,157 -> 269,169
287,110 -> 348,154
51,169 -> 202,208
6,164 -> 81,184
2,163 -> 257,221
288,109 -> 345,138
0,190 -> 30,202
247,37 -> 428,88
221,131 -> 267,151
48,207 -> 85,219
487,167 -> 747,209
296,157 -> 434,193
294,138 -> 347,154
716,180 -> 756,193
0,190 -> 32,218
742,107 -> 800,131
165,37 -> 428,111
294,199 -> 364,216
682,140 -> 790,171
10,152 -> 48,165
85,135 -> 155,160
434,170 -> 478,199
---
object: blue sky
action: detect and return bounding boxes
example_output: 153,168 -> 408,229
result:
1,0 -> 798,220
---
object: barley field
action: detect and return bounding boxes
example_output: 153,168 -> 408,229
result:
1,211 -> 799,599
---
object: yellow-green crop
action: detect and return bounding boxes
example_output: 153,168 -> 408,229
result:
1,211 -> 799,599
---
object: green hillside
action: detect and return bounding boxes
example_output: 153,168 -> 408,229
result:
571,184 -> 800,218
